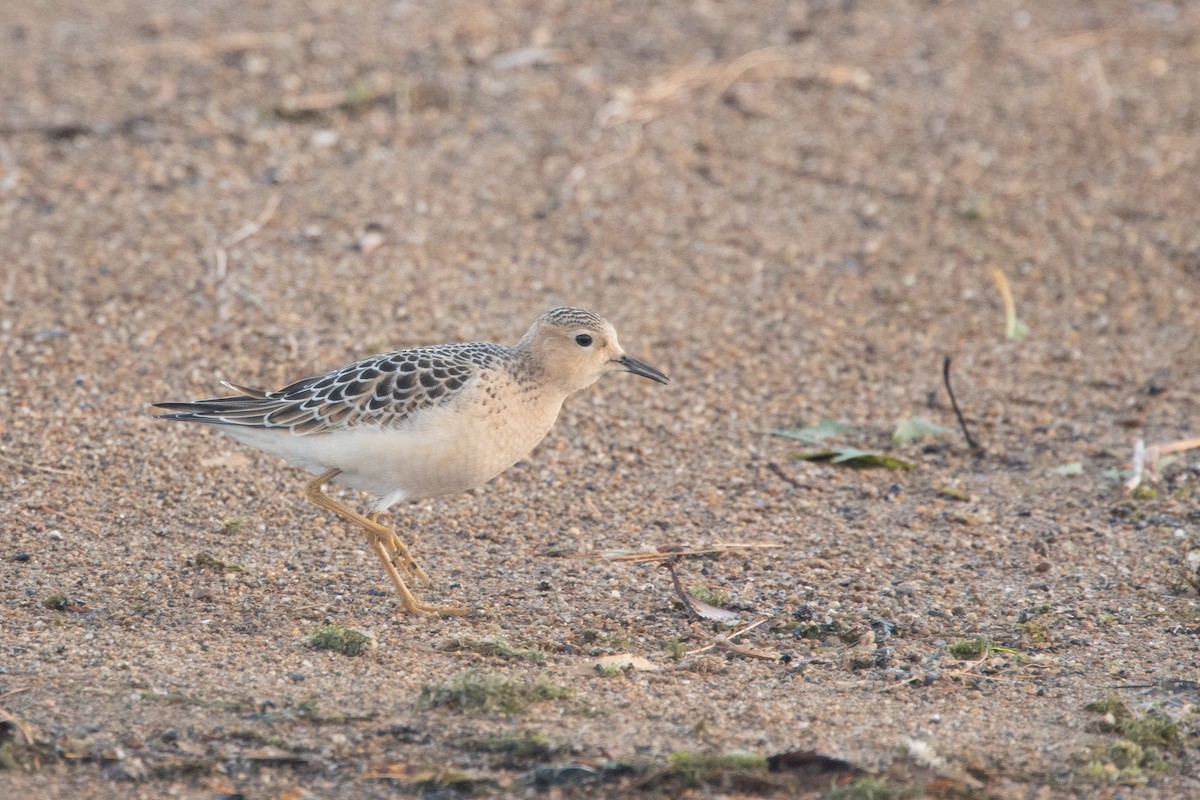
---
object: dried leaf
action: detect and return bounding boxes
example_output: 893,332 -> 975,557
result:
591,654 -> 660,672
664,560 -> 741,623
892,416 -> 949,446
792,447 -> 913,470
686,593 -> 741,623
199,452 -> 251,469
760,418 -> 856,445
1007,317 -> 1030,342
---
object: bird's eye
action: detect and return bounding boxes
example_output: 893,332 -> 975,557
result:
575,333 -> 593,347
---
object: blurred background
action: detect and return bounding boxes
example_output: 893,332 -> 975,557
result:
2,1 -> 1198,796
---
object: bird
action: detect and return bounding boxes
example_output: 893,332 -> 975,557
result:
153,307 -> 669,615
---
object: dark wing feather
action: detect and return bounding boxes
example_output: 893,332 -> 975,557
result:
152,343 -> 510,435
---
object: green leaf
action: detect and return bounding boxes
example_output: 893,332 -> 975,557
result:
1006,316 -> 1030,343
892,416 -> 950,447
792,447 -> 913,470
760,418 -> 857,445
1051,462 -> 1084,476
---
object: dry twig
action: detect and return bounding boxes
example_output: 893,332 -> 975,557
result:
0,704 -> 36,747
1157,436 -> 1200,457
26,504 -> 104,538
275,75 -> 394,117
1126,438 -> 1147,492
592,46 -> 865,130
689,617 -> 777,659
106,31 -> 294,63
210,193 -> 281,318
0,452 -> 80,478
942,356 -> 981,452
222,193 -> 281,248
766,461 -> 809,489
576,542 -> 781,564
1125,435 -> 1200,492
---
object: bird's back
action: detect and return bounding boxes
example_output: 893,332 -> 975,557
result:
154,342 -> 515,434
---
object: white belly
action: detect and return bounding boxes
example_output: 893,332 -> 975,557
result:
221,394 -> 564,509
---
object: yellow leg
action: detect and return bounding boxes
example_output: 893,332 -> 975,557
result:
303,469 -> 468,616
366,512 -> 431,587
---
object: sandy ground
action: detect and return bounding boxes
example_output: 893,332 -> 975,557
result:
2,1 -> 1199,797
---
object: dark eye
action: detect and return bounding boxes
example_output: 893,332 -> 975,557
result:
575,333 -> 593,347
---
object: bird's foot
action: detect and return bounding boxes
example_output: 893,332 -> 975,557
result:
365,514 -> 432,587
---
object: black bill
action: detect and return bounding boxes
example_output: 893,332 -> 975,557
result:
618,354 -> 670,384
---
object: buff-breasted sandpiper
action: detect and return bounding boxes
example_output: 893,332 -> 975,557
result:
153,307 -> 669,615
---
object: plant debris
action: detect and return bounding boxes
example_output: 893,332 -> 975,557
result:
942,356 -> 982,452
189,552 -> 248,573
664,559 -> 740,623
688,618 -> 778,661
41,593 -> 70,611
462,731 -> 563,766
891,417 -> 949,447
434,635 -> 547,663
1078,696 -> 1186,784
759,418 -> 857,445
637,751 -> 773,792
416,670 -> 569,714
273,75 -> 394,119
688,585 -> 730,608
363,764 -> 503,793
308,624 -> 375,657
1123,435 -> 1200,493
571,541 -> 781,564
765,461 -> 809,489
792,447 -> 914,471
991,266 -> 1030,342
591,654 -> 660,674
